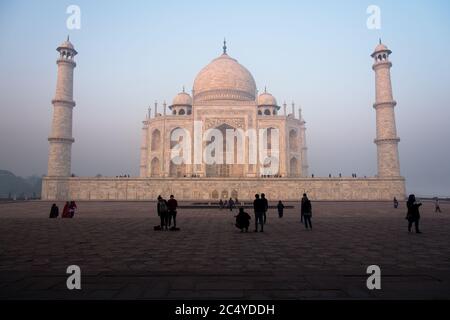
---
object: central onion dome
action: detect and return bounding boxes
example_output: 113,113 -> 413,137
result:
193,41 -> 257,102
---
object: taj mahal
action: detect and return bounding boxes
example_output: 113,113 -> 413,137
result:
42,38 -> 405,201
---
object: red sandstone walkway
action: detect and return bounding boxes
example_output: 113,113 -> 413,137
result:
0,200 -> 449,299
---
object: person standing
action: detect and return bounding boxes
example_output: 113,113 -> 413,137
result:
302,195 -> 313,229
253,194 -> 265,232
167,195 -> 178,229
435,198 -> 442,213
277,200 -> 284,218
219,199 -> 224,209
61,202 -> 71,218
300,193 -> 308,223
393,197 -> 399,209
228,198 -> 235,212
157,196 -> 169,230
406,194 -> 422,234
49,203 -> 59,218
261,193 -> 269,224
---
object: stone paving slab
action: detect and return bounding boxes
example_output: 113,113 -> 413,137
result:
0,200 -> 449,299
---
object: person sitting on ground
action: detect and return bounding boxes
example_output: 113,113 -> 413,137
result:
277,200 -> 285,218
61,201 -> 71,218
49,203 -> 59,218
69,201 -> 77,218
235,207 -> 251,232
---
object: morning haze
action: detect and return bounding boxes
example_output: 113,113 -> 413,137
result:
0,0 -> 449,196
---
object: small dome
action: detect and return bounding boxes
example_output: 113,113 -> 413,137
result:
372,41 -> 392,57
172,91 -> 192,106
257,92 -> 277,107
57,36 -> 77,55
59,40 -> 74,50
374,43 -> 388,52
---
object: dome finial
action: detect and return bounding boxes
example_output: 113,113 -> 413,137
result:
223,38 -> 227,55
379,38 -> 382,45
264,86 -> 267,93
67,35 -> 70,42
182,85 -> 185,93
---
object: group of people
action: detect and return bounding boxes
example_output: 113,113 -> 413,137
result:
156,195 -> 179,231
234,193 -> 313,232
219,198 -> 238,211
49,201 -> 77,218
49,193 -> 442,236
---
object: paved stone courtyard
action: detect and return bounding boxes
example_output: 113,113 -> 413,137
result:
0,200 -> 449,300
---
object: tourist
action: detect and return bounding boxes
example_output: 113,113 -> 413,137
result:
435,198 -> 442,213
61,201 -> 71,218
302,195 -> 313,229
69,201 -> 77,218
393,197 -> 399,209
253,194 -> 265,232
49,203 -> 59,218
235,207 -> 251,232
157,195 -> 169,230
167,195 -> 178,229
219,199 -> 224,209
228,198 -> 235,212
277,200 -> 285,218
406,194 -> 422,234
261,193 -> 269,224
300,193 -> 308,223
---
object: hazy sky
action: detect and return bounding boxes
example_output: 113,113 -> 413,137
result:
0,0 -> 449,196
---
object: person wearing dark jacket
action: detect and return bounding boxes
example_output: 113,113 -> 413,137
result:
301,195 -> 313,229
167,195 -> 178,228
406,194 -> 422,233
300,193 -> 308,223
261,193 -> 269,224
157,196 -> 169,230
253,194 -> 265,232
235,207 -> 251,232
49,203 -> 59,218
277,201 -> 285,218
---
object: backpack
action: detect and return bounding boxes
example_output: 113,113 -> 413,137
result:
159,201 -> 168,213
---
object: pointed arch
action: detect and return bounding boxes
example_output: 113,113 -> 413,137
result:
151,129 -> 161,151
289,129 -> 299,152
290,157 -> 299,177
151,157 -> 161,177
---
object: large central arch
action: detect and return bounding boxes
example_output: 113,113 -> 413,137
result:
205,123 -> 244,177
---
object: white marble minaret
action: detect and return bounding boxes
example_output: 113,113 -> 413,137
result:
372,41 -> 401,177
47,37 -> 77,177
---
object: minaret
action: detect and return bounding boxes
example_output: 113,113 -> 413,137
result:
371,40 -> 401,177
299,107 -> 309,177
47,37 -> 77,177
140,120 -> 149,177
